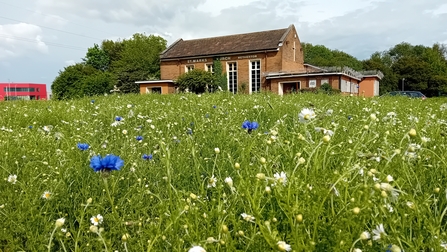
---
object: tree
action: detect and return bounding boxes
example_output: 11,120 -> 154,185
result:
176,69 -> 217,93
213,59 -> 227,91
81,71 -> 115,96
52,63 -> 98,99
111,33 -> 167,93
83,44 -> 110,71
302,42 -> 363,70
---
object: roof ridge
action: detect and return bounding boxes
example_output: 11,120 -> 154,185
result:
181,26 -> 289,42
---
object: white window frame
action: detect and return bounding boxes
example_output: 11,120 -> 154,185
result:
321,79 -> 329,85
205,63 -> 214,73
227,62 -> 238,94
249,60 -> 261,94
309,79 -> 317,88
185,65 -> 195,73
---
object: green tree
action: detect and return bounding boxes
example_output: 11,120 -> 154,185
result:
302,42 -> 363,70
52,63 -> 98,99
81,71 -> 115,96
362,52 -> 399,94
83,44 -> 110,71
213,59 -> 227,91
111,33 -> 167,93
176,69 -> 217,93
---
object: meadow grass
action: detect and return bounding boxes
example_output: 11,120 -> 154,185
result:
1,92 -> 447,251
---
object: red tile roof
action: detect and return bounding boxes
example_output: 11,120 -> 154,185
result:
160,25 -> 293,60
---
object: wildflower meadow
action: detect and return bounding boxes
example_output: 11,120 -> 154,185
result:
1,92 -> 447,251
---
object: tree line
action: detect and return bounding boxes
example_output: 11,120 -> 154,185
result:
51,33 -> 447,99
302,42 -> 447,96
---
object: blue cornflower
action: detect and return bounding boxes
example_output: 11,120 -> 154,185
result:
91,100 -> 95,104
187,128 -> 193,135
115,116 -> 123,121
142,154 -> 153,160
213,105 -> 217,109
205,113 -> 210,118
242,120 -> 259,134
28,125 -> 33,129
90,154 -> 124,172
136,136 -> 143,141
77,143 -> 89,151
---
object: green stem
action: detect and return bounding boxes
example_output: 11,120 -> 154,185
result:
47,226 -> 57,252
97,232 -> 109,252
103,177 -> 114,211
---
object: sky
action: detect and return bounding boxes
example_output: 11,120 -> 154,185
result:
0,0 -> 446,92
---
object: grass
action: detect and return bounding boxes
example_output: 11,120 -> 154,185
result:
0,92 -> 447,251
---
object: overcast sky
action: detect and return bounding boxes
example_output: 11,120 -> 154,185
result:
0,0 -> 446,91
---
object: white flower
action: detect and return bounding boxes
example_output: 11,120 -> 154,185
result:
372,223 -> 387,240
360,231 -> 370,240
441,241 -> 447,250
440,103 -> 447,111
7,174 -> 17,184
42,191 -> 51,200
273,172 -> 287,186
90,214 -> 103,226
277,241 -> 291,251
353,249 -> 362,252
326,109 -> 333,116
214,148 -> 220,154
241,213 -> 255,222
207,175 -> 217,188
224,177 -> 233,187
55,218 -> 65,228
421,137 -> 430,143
298,108 -> 316,123
385,175 -> 394,182
188,246 -> 206,252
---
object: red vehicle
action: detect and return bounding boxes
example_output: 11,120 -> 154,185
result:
0,83 -> 47,101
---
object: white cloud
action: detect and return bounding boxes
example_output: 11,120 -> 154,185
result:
0,23 -> 48,60
65,59 -> 75,65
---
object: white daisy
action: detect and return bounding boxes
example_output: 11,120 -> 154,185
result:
372,223 -> 387,240
298,108 -> 316,123
207,175 -> 217,188
273,172 -> 287,186
241,213 -> 255,222
7,174 -> 17,184
42,191 -> 52,200
90,214 -> 103,226
277,241 -> 292,251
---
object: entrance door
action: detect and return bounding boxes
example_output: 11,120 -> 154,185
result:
282,82 -> 300,94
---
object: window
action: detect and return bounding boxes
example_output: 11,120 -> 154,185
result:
206,64 -> 214,73
4,87 -> 35,92
146,87 -> 162,94
309,80 -> 316,88
186,65 -> 194,72
321,79 -> 329,85
250,60 -> 261,93
37,88 -> 40,92
227,62 -> 238,94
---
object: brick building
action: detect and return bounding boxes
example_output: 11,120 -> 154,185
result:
137,24 -> 382,96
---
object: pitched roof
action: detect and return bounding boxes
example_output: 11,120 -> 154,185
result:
160,25 -> 293,60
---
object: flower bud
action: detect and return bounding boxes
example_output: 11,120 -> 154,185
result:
322,135 -> 331,142
256,173 -> 265,180
89,225 -> 98,233
234,163 -> 240,169
86,198 -> 93,204
296,214 -> 303,223
214,147 -> 220,154
352,207 -> 360,215
55,218 -> 65,228
122,233 -> 130,241
409,128 -> 417,137
260,157 -> 266,164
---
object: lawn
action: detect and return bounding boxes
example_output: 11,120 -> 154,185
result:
1,92 -> 447,251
